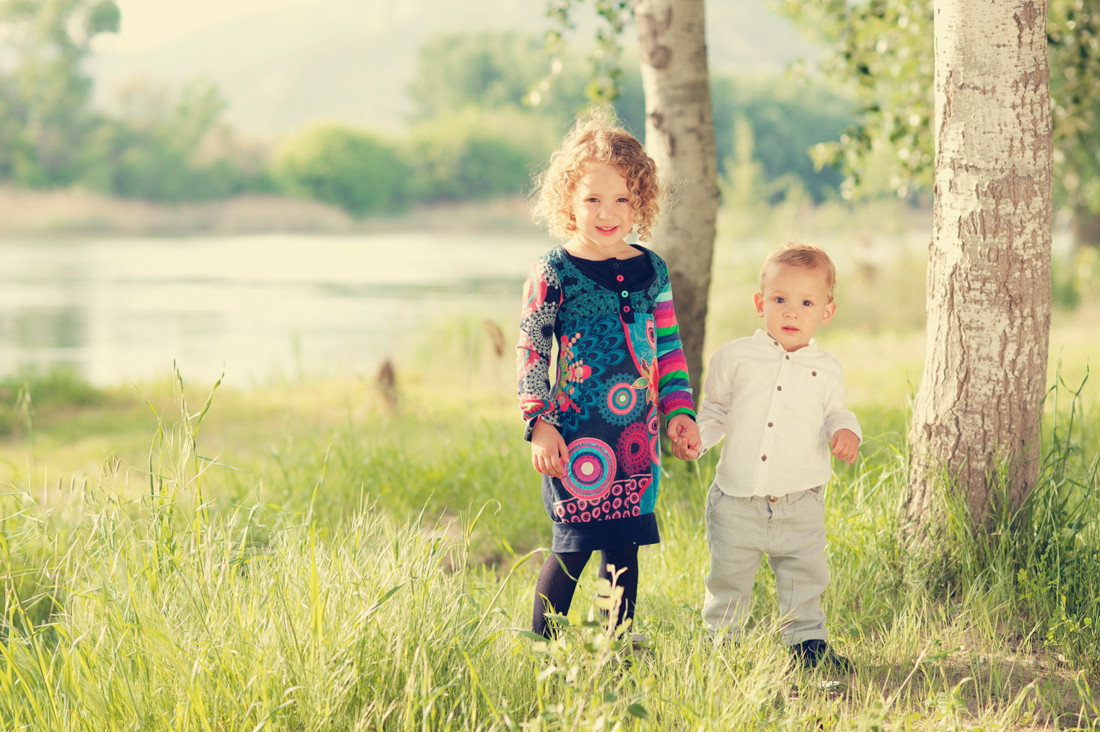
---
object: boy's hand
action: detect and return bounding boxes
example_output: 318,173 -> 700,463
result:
667,414 -> 701,460
531,420 -> 568,478
830,428 -> 860,465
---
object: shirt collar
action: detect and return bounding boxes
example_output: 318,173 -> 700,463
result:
752,328 -> 819,355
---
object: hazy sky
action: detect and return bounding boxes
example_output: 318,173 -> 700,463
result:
98,0 -> 428,53
98,0 -> 313,53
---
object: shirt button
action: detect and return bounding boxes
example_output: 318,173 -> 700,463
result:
617,275 -> 625,282
812,371 -> 818,376
767,422 -> 774,428
769,496 -> 778,503
777,386 -> 782,391
621,290 -> 629,298
761,455 -> 767,462
623,305 -> 631,313
785,355 -> 790,360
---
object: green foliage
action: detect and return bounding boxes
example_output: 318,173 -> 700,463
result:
407,28 -> 646,135
713,73 -> 854,203
405,108 -> 558,203
0,365 -> 1096,727
82,78 -> 273,202
1049,0 -> 1100,216
0,367 -> 102,438
274,124 -> 410,217
540,0 -> 633,105
775,0 -> 1100,216
771,0 -> 933,200
408,32 -> 555,121
0,0 -> 119,187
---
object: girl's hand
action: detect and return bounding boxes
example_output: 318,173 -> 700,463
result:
531,420 -> 568,478
830,428 -> 860,466
667,414 -> 701,460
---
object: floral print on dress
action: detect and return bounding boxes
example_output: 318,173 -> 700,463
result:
516,246 -> 693,546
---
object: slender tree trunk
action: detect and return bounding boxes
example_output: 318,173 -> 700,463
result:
906,0 -> 1053,539
633,0 -> 719,401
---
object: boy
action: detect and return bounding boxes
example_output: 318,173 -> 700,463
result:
690,242 -> 860,670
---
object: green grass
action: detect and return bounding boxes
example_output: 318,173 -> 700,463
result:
0,224 -> 1098,728
0,356 -> 1096,729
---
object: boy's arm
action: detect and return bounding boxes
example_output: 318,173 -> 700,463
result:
830,428 -> 860,465
694,347 -> 734,454
823,361 -> 861,462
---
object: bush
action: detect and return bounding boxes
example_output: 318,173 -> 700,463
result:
274,124 -> 410,216
405,108 -> 557,203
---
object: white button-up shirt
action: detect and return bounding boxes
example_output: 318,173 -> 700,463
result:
697,329 -> 862,498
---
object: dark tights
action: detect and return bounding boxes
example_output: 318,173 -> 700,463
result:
531,546 -> 640,639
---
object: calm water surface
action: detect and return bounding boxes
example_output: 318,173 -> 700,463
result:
0,232 -> 551,387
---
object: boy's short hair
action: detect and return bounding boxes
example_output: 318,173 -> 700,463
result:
761,242 -> 837,302
531,108 -> 662,242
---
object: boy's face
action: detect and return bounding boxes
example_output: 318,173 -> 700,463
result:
569,164 -> 636,259
754,263 -> 836,352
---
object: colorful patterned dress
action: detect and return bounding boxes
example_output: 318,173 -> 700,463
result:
517,244 -> 695,552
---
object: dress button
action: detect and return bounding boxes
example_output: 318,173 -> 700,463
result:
767,422 -> 774,428
777,386 -> 782,391
761,455 -> 767,462
616,275 -> 625,282
769,496 -> 778,503
621,290 -> 629,298
785,355 -> 790,360
623,305 -> 631,313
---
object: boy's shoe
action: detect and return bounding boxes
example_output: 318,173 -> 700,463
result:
790,639 -> 852,672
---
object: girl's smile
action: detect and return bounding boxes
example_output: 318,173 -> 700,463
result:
567,164 -> 637,260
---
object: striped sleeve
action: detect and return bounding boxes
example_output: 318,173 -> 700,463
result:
654,279 -> 695,420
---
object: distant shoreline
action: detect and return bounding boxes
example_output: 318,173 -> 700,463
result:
0,186 -> 536,238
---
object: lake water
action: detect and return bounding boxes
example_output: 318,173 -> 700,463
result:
0,232 -> 552,387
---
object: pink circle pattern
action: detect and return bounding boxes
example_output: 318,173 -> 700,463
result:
562,438 -> 616,501
554,475 -> 651,522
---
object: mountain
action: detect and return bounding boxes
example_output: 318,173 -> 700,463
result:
86,0 -> 819,140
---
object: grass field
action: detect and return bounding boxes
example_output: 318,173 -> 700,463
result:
1,203 -> 1098,729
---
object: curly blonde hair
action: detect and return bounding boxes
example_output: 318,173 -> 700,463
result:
531,111 -> 662,242
761,242 -> 837,302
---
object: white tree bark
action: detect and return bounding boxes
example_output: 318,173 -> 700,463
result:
633,0 -> 719,400
907,0 -> 1053,534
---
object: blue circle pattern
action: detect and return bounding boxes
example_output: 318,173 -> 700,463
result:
554,316 -> 627,435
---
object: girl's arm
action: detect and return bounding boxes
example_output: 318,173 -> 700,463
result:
653,278 -> 696,421
516,259 -> 563,433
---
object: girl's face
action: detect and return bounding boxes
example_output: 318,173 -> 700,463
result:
569,164 -> 636,259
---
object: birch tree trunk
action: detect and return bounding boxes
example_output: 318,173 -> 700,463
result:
633,0 -> 719,400
906,0 -> 1053,538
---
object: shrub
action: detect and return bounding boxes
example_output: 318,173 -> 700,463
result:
405,108 -> 557,203
273,124 -> 410,216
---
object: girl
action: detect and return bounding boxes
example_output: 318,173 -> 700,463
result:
517,113 -> 700,640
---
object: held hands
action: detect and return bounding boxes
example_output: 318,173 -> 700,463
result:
530,420 -> 568,478
830,428 -> 860,465
667,414 -> 701,461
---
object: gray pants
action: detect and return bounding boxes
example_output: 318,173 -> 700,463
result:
703,485 -> 830,645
